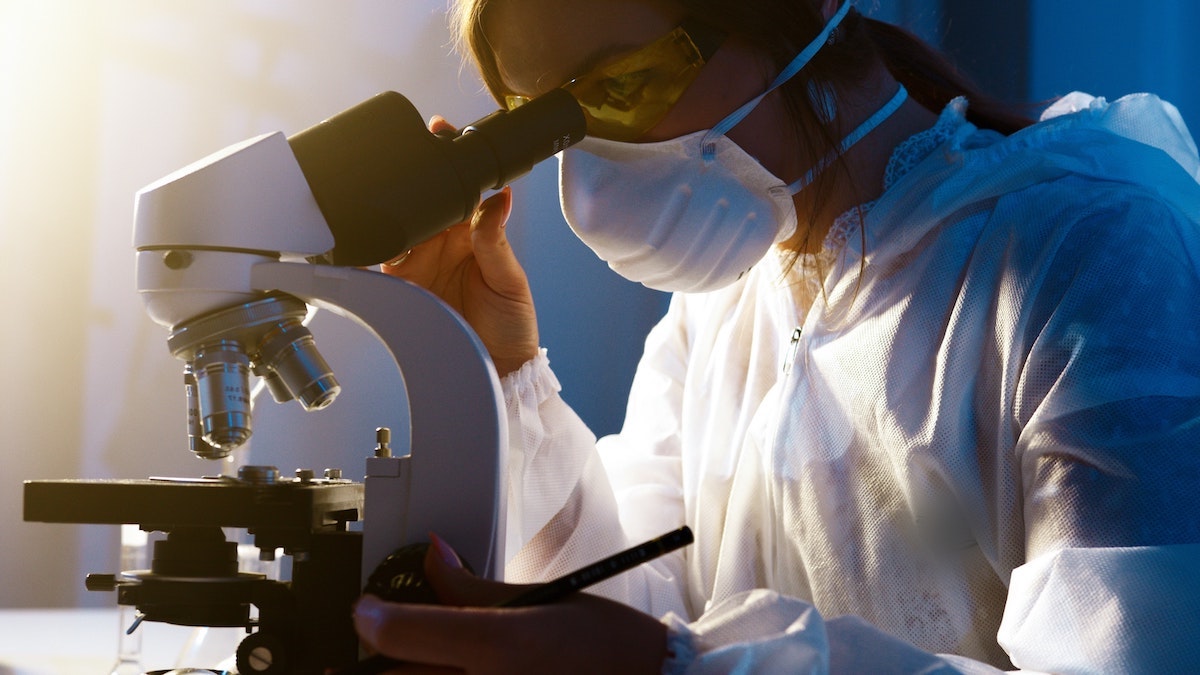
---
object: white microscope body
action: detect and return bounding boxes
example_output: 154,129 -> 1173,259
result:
119,89 -> 583,673
0,87 -> 587,674
133,128 -> 508,584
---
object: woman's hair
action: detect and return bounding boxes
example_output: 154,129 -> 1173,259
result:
449,0 -> 1034,266
450,0 -> 506,108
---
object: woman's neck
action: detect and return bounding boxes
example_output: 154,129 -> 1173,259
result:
790,68 -> 939,253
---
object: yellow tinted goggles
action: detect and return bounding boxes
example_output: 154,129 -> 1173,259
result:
504,18 -> 726,142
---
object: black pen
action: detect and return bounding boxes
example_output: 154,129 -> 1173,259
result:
336,525 -> 694,675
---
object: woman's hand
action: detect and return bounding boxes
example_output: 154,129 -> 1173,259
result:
380,116 -> 539,377
352,536 -> 669,674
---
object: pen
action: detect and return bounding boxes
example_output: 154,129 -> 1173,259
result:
499,524 -> 693,607
336,525 -> 694,675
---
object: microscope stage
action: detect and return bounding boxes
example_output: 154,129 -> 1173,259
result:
23,477 -> 363,533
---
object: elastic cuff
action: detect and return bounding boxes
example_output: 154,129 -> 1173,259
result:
500,347 -> 561,406
660,612 -> 699,675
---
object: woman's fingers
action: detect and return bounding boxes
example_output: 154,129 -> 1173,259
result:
428,114 -> 455,135
377,113 -> 537,376
353,592 -> 670,674
468,187 -> 524,294
422,534 -> 532,608
354,596 -> 517,669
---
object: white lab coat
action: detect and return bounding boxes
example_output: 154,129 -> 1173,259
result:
499,93 -> 1200,673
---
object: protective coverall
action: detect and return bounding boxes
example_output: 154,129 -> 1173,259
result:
500,92 -> 1200,673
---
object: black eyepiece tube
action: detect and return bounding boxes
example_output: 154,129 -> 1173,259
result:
287,88 -> 586,267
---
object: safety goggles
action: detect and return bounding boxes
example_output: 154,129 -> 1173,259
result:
504,18 -> 726,142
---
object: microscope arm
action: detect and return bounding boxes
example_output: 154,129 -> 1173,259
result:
249,261 -> 507,582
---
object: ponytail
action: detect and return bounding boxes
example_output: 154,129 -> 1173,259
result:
863,17 -> 1036,135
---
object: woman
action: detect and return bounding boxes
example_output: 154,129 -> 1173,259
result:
354,0 -> 1200,671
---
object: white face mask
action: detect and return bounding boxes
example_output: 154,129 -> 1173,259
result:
558,1 -> 906,293
560,131 -> 800,292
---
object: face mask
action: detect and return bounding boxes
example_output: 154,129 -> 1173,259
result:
559,1 -> 907,293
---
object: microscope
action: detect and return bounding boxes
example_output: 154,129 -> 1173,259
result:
24,88 -> 585,674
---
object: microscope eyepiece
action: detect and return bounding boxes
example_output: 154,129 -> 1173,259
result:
287,88 -> 586,267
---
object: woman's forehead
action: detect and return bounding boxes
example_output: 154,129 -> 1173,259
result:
483,0 -> 683,96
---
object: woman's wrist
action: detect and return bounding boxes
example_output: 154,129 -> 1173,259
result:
493,350 -> 539,378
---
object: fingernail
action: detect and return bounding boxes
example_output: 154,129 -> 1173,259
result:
382,249 -> 412,267
355,594 -> 386,622
429,533 -> 463,569
353,595 -> 386,641
499,187 -> 513,225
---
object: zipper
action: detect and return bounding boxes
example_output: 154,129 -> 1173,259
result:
782,327 -> 802,375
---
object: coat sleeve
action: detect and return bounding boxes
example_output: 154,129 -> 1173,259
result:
659,590 -> 1006,675
999,189 -> 1200,672
499,294 -> 692,620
